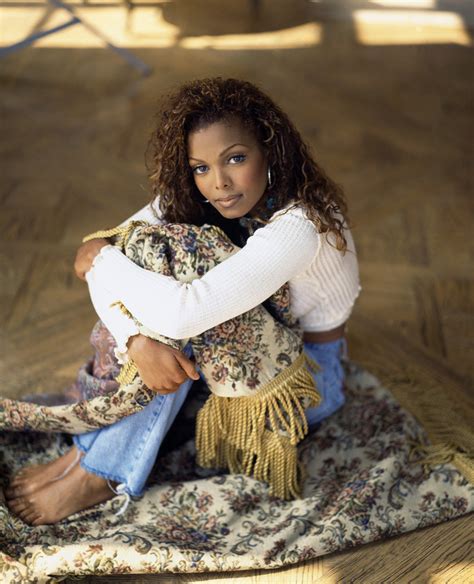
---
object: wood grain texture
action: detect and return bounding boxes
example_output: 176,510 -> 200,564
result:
1,0 -> 473,581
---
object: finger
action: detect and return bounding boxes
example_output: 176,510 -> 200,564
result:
173,370 -> 189,385
144,376 -> 179,393
163,357 -> 189,386
175,353 -> 200,381
73,262 -> 88,281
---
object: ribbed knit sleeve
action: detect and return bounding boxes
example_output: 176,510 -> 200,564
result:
87,272 -> 140,362
89,208 -> 320,340
85,201 -> 164,361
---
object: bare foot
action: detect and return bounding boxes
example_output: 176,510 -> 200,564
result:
5,446 -> 81,500
7,462 -> 116,525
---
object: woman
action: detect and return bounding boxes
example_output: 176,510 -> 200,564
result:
6,77 -> 360,524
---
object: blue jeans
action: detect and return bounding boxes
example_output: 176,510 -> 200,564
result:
74,339 -> 347,496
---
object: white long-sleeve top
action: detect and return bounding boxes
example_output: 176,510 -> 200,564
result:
86,200 -> 361,362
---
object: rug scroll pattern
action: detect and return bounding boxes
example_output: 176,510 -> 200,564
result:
1,363 -> 472,583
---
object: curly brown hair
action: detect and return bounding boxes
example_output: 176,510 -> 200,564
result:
146,77 -> 349,251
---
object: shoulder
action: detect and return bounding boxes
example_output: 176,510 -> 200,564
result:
268,203 -> 320,244
273,204 -> 355,253
250,203 -> 321,260
269,202 -> 309,222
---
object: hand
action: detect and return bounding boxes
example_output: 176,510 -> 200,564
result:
74,238 -> 110,281
127,334 -> 200,394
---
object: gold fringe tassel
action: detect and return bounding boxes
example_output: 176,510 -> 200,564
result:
375,367 -> 474,485
363,360 -> 474,484
110,301 -> 134,319
196,353 -> 321,500
407,439 -> 474,484
116,360 -> 139,385
82,221 -> 148,249
106,302 -> 140,385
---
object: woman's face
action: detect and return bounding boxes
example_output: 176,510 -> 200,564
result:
187,117 -> 269,219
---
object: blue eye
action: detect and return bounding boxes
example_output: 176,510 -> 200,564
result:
192,164 -> 208,175
229,154 -> 246,164
191,154 -> 245,175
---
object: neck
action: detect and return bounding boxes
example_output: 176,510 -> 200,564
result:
248,192 -> 276,221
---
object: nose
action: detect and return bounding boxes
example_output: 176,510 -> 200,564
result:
214,168 -> 232,190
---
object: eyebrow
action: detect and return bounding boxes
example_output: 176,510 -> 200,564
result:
188,143 -> 248,162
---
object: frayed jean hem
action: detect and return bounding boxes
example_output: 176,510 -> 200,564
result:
73,435 -> 144,498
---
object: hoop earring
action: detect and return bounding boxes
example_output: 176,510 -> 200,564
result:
267,166 -> 273,187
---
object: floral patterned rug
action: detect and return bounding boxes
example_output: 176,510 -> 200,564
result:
1,361 -> 472,584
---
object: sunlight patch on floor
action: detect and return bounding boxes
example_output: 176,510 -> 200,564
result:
0,6 -> 321,49
354,9 -> 471,45
0,4 -> 470,50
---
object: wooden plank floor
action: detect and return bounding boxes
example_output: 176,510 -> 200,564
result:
1,1 -> 473,581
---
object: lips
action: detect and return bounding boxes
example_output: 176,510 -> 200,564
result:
216,194 -> 241,201
215,194 -> 243,208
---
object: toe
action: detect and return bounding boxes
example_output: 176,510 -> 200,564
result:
8,475 -> 25,488
24,510 -> 42,526
8,474 -> 32,489
18,508 -> 34,524
7,496 -> 29,513
6,482 -> 38,500
12,467 -> 34,478
5,485 -> 26,499
4,486 -> 15,499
